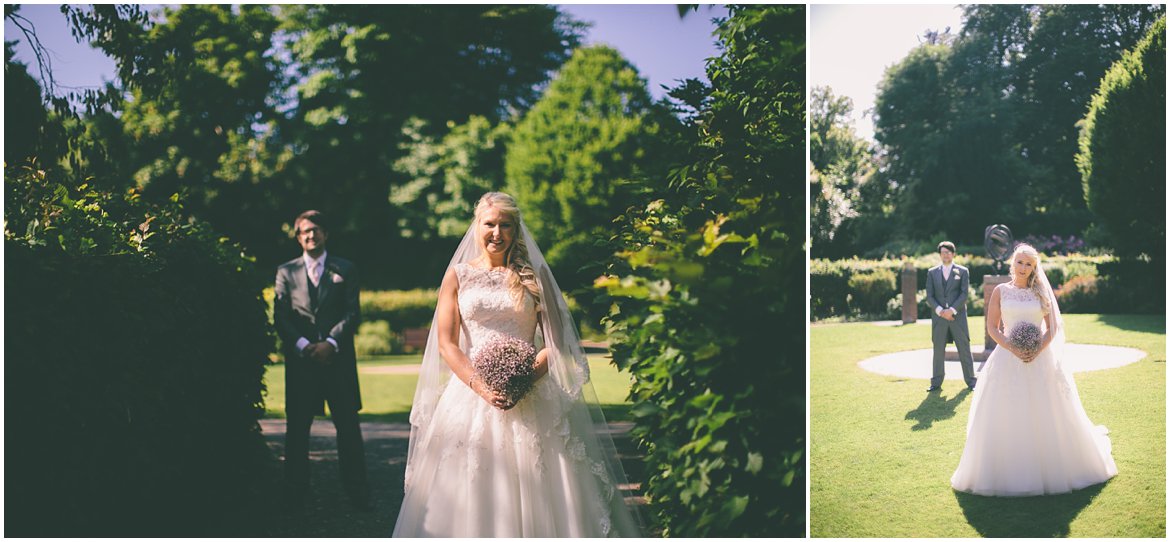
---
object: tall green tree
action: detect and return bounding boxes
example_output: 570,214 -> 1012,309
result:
4,39 -> 49,166
872,40 -> 1020,246
505,44 -> 670,290
868,4 -> 1163,251
1013,4 -> 1165,233
268,5 -> 584,279
33,5 -> 584,281
391,115 -> 510,240
809,86 -> 874,257
600,5 -> 805,536
48,5 -> 288,263
1077,16 -> 1166,260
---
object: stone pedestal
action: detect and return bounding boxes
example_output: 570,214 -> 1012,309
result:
982,274 -> 1012,351
901,261 -> 918,324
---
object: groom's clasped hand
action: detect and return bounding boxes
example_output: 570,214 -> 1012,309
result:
302,341 -> 337,364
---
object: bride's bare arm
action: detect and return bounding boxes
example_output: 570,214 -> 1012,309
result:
986,286 -> 1023,357
532,311 -> 549,381
1039,308 -> 1059,351
436,266 -> 510,408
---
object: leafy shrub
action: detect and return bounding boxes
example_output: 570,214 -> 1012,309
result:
1056,275 -> 1102,313
354,320 -> 401,356
262,287 -> 435,358
812,254 -> 1115,320
599,6 -> 805,536
360,288 -> 439,330
1078,16 -> 1166,260
1095,258 -> 1166,314
847,268 -> 896,316
1020,234 -> 1087,256
967,284 -> 986,317
810,259 -> 851,318
4,164 -> 274,536
887,290 -> 930,321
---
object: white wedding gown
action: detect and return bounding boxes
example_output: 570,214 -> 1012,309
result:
393,264 -> 632,536
951,284 -> 1117,496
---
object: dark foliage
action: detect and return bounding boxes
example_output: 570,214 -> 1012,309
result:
600,5 -> 805,536
4,164 -> 275,536
868,5 -> 1164,252
1078,16 -> 1166,261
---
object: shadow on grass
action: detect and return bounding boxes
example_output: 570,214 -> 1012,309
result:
905,388 -> 970,431
954,483 -> 1106,537
1094,314 -> 1166,335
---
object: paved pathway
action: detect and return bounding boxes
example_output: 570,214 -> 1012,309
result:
257,417 -> 640,536
858,343 -> 1148,380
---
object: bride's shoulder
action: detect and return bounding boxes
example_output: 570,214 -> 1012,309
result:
990,282 -> 1016,299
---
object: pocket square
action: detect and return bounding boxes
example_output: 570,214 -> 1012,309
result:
331,273 -> 344,283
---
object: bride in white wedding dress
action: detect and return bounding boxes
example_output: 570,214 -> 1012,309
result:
951,244 -> 1117,496
392,192 -> 642,537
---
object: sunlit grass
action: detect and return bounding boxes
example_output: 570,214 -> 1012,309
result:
811,314 -> 1165,537
262,354 -> 634,424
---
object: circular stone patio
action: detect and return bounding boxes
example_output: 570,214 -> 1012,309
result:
858,343 -> 1148,380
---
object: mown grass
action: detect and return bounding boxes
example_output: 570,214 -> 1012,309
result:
262,354 -> 634,424
811,314 -> 1165,538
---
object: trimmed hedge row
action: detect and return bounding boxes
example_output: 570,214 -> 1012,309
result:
263,287 -> 438,358
4,165 -> 274,536
811,254 -> 1140,321
264,286 -> 606,358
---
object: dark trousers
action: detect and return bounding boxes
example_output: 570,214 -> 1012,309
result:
284,407 -> 370,502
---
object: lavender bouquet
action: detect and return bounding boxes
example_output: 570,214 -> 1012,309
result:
1008,322 -> 1042,361
471,334 -> 537,404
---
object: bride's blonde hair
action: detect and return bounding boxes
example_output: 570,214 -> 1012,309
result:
1010,243 -> 1052,316
473,192 -> 540,309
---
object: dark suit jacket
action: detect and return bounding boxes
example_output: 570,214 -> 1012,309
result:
274,254 -> 362,416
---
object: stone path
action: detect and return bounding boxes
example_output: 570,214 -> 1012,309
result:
258,419 -> 407,537
858,343 -> 1148,380
257,417 -> 641,536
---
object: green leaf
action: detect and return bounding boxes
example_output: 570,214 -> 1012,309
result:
745,452 -> 764,474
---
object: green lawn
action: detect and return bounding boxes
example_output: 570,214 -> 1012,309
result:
811,314 -> 1165,538
262,354 -> 635,424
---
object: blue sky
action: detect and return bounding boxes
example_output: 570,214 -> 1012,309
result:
4,4 -> 728,103
810,4 -> 964,141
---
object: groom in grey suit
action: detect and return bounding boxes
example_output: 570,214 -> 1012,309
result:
273,210 -> 370,510
925,241 -> 977,392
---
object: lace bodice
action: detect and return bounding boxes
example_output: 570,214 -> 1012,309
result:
456,263 -> 538,358
999,283 -> 1044,329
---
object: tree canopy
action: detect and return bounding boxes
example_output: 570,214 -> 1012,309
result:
6,5 -> 587,286
506,44 -> 674,290
864,4 -> 1164,255
1077,15 -> 1166,260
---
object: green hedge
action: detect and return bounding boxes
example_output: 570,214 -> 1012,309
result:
600,6 -> 806,536
4,165 -> 274,536
812,254 -> 1118,320
263,287 -> 437,358
264,286 -> 606,357
361,288 -> 440,329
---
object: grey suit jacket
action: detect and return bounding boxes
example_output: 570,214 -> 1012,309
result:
926,263 -> 970,319
273,254 -> 362,415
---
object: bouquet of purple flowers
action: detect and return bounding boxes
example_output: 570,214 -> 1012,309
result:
1008,322 -> 1042,361
471,334 -> 536,404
